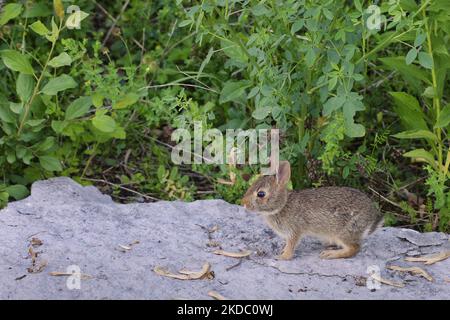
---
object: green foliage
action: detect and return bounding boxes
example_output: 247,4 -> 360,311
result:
0,0 -> 448,232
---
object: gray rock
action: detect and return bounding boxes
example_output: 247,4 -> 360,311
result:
0,177 -> 449,300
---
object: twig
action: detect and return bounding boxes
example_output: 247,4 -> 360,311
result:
101,0 -> 131,47
225,258 -> 243,271
81,177 -> 159,201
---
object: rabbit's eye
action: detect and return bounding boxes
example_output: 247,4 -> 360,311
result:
257,191 -> 266,198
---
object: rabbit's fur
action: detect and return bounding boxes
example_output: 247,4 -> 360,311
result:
241,161 -> 384,260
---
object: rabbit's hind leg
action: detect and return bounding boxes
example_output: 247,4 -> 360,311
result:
319,241 -> 360,259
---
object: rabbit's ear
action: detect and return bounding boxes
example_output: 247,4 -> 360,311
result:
276,161 -> 290,187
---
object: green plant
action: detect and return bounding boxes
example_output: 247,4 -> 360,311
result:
376,0 -> 450,231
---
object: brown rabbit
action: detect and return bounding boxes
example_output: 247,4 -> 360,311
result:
241,161 -> 384,260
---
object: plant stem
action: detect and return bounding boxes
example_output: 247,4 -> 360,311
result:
422,7 -> 443,170
17,20 -> 62,136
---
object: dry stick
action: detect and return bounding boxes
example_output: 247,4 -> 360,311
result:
82,177 -> 159,201
367,186 -> 427,222
101,0 -> 130,47
92,0 -> 117,22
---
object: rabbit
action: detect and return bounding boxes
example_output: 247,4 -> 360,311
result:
241,161 -> 384,260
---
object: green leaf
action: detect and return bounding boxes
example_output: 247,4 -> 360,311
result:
220,40 -> 247,64
379,57 -> 431,84
418,52 -> 433,69
219,80 -> 251,104
41,74 -> 77,95
405,48 -> 417,65
414,33 -> 426,47
113,93 -> 139,109
0,3 -> 23,26
389,92 -> 428,131
48,52 -> 72,68
342,97 -> 366,138
65,10 -> 89,29
16,74 -> 35,103
29,20 -> 50,36
51,120 -> 68,134
0,50 -> 34,75
5,184 -> 29,200
392,129 -> 437,141
92,92 -> 104,107
435,104 -> 450,129
323,95 -> 345,116
0,105 -> 16,123
45,18 -> 59,43
23,3 -> 52,18
422,86 -> 436,98
403,149 -> 436,168
197,47 -> 214,78
92,114 -> 116,133
27,119 -> 45,127
344,121 -> 365,138
305,47 -> 316,67
252,106 -> 271,120
290,20 -> 304,34
65,96 -> 92,120
39,155 -> 62,171
36,136 -> 56,152
9,102 -> 23,114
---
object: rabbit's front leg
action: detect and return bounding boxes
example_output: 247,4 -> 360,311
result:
277,233 -> 301,260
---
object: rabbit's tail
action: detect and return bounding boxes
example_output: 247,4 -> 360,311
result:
362,213 -> 384,238
369,214 -> 385,235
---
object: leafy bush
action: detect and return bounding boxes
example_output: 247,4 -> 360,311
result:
0,0 -> 448,232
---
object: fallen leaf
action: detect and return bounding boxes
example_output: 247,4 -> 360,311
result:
117,240 -> 140,252
49,271 -> 92,280
371,274 -> 405,288
154,263 -> 213,280
206,241 -> 221,248
27,260 -> 47,273
388,265 -> 433,282
30,237 -> 43,246
209,225 -> 219,233
213,249 -> 252,258
208,291 -> 227,300
217,178 -> 235,186
405,251 -> 450,265
28,246 -> 37,265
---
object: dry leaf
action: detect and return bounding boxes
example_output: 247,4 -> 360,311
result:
388,265 -> 433,282
206,241 -> 221,248
49,271 -> 92,280
27,260 -> 47,273
117,240 -> 140,252
217,178 -> 235,186
154,263 -> 213,280
371,274 -> 405,288
28,247 -> 37,264
209,225 -> 219,233
213,249 -> 252,258
30,237 -> 43,247
208,291 -> 227,300
405,251 -> 450,265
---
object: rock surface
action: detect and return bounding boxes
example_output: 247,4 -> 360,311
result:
0,177 -> 449,300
